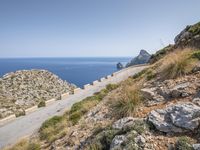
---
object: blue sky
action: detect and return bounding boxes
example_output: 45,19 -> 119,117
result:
0,0 -> 200,58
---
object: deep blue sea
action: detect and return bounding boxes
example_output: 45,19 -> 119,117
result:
0,57 -> 131,87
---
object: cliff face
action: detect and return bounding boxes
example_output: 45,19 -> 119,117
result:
0,70 -> 76,118
126,50 -> 151,67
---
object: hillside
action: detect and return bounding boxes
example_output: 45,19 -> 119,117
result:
5,21 -> 200,150
0,70 -> 76,119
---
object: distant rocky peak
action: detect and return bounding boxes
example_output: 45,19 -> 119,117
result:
139,49 -> 149,55
126,49 -> 151,67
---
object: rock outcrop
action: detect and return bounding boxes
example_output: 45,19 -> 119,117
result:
0,69 -> 76,118
148,102 -> 200,133
116,62 -> 123,70
175,22 -> 200,48
126,50 -> 151,67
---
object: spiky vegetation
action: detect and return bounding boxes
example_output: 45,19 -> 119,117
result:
112,83 -> 143,118
157,49 -> 197,80
175,136 -> 193,150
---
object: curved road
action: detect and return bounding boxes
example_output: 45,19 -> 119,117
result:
0,65 -> 148,149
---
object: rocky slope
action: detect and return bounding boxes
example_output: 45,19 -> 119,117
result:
126,50 -> 151,67
0,70 -> 76,119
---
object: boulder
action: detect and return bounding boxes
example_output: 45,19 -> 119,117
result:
148,103 -> 200,133
141,88 -> 165,106
193,144 -> 200,150
168,103 -> 200,130
170,82 -> 190,98
148,109 -> 183,133
110,135 -> 127,150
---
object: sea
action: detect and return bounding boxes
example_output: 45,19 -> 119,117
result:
0,57 -> 131,87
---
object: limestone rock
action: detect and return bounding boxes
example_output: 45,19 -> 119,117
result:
110,135 -> 127,150
193,144 -> 200,150
148,102 -> 200,133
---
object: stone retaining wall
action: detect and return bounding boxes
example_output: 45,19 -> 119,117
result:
61,93 -> 70,100
46,98 -> 56,106
25,106 -> 38,115
99,77 -> 106,82
92,80 -> 99,85
106,75 -> 112,79
83,84 -> 91,89
0,114 -> 16,126
74,88 -> 82,94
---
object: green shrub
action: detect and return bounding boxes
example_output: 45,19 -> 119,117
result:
40,116 -> 63,130
132,69 -> 147,79
27,142 -> 41,150
38,101 -> 46,108
39,116 -> 66,142
146,70 -> 156,81
175,136 -> 193,150
69,87 -> 113,125
188,22 -> 200,35
15,110 -> 25,117
192,50 -> 200,60
106,84 -> 119,91
6,139 -> 41,150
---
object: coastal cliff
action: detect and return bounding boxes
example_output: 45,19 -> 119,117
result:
0,70 -> 76,119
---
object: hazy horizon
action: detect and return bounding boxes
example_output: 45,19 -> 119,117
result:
1,0 -> 200,58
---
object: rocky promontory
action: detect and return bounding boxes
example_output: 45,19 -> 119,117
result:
0,69 -> 76,119
126,49 -> 151,67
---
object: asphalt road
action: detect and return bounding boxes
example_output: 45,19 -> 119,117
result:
0,65 -> 148,149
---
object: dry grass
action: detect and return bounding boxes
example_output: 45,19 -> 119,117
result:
112,82 -> 143,118
4,139 -> 41,150
39,115 -> 68,143
156,48 -> 198,80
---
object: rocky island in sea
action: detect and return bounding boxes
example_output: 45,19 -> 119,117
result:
0,69 -> 76,118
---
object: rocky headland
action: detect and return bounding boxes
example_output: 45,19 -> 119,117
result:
0,70 -> 76,119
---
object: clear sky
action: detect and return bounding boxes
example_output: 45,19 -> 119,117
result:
0,0 -> 200,58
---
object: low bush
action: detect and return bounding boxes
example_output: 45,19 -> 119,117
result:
192,50 -> 200,60
106,84 -> 119,91
38,101 -> 45,108
175,136 -> 193,150
15,110 -> 25,117
39,116 -> 67,143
